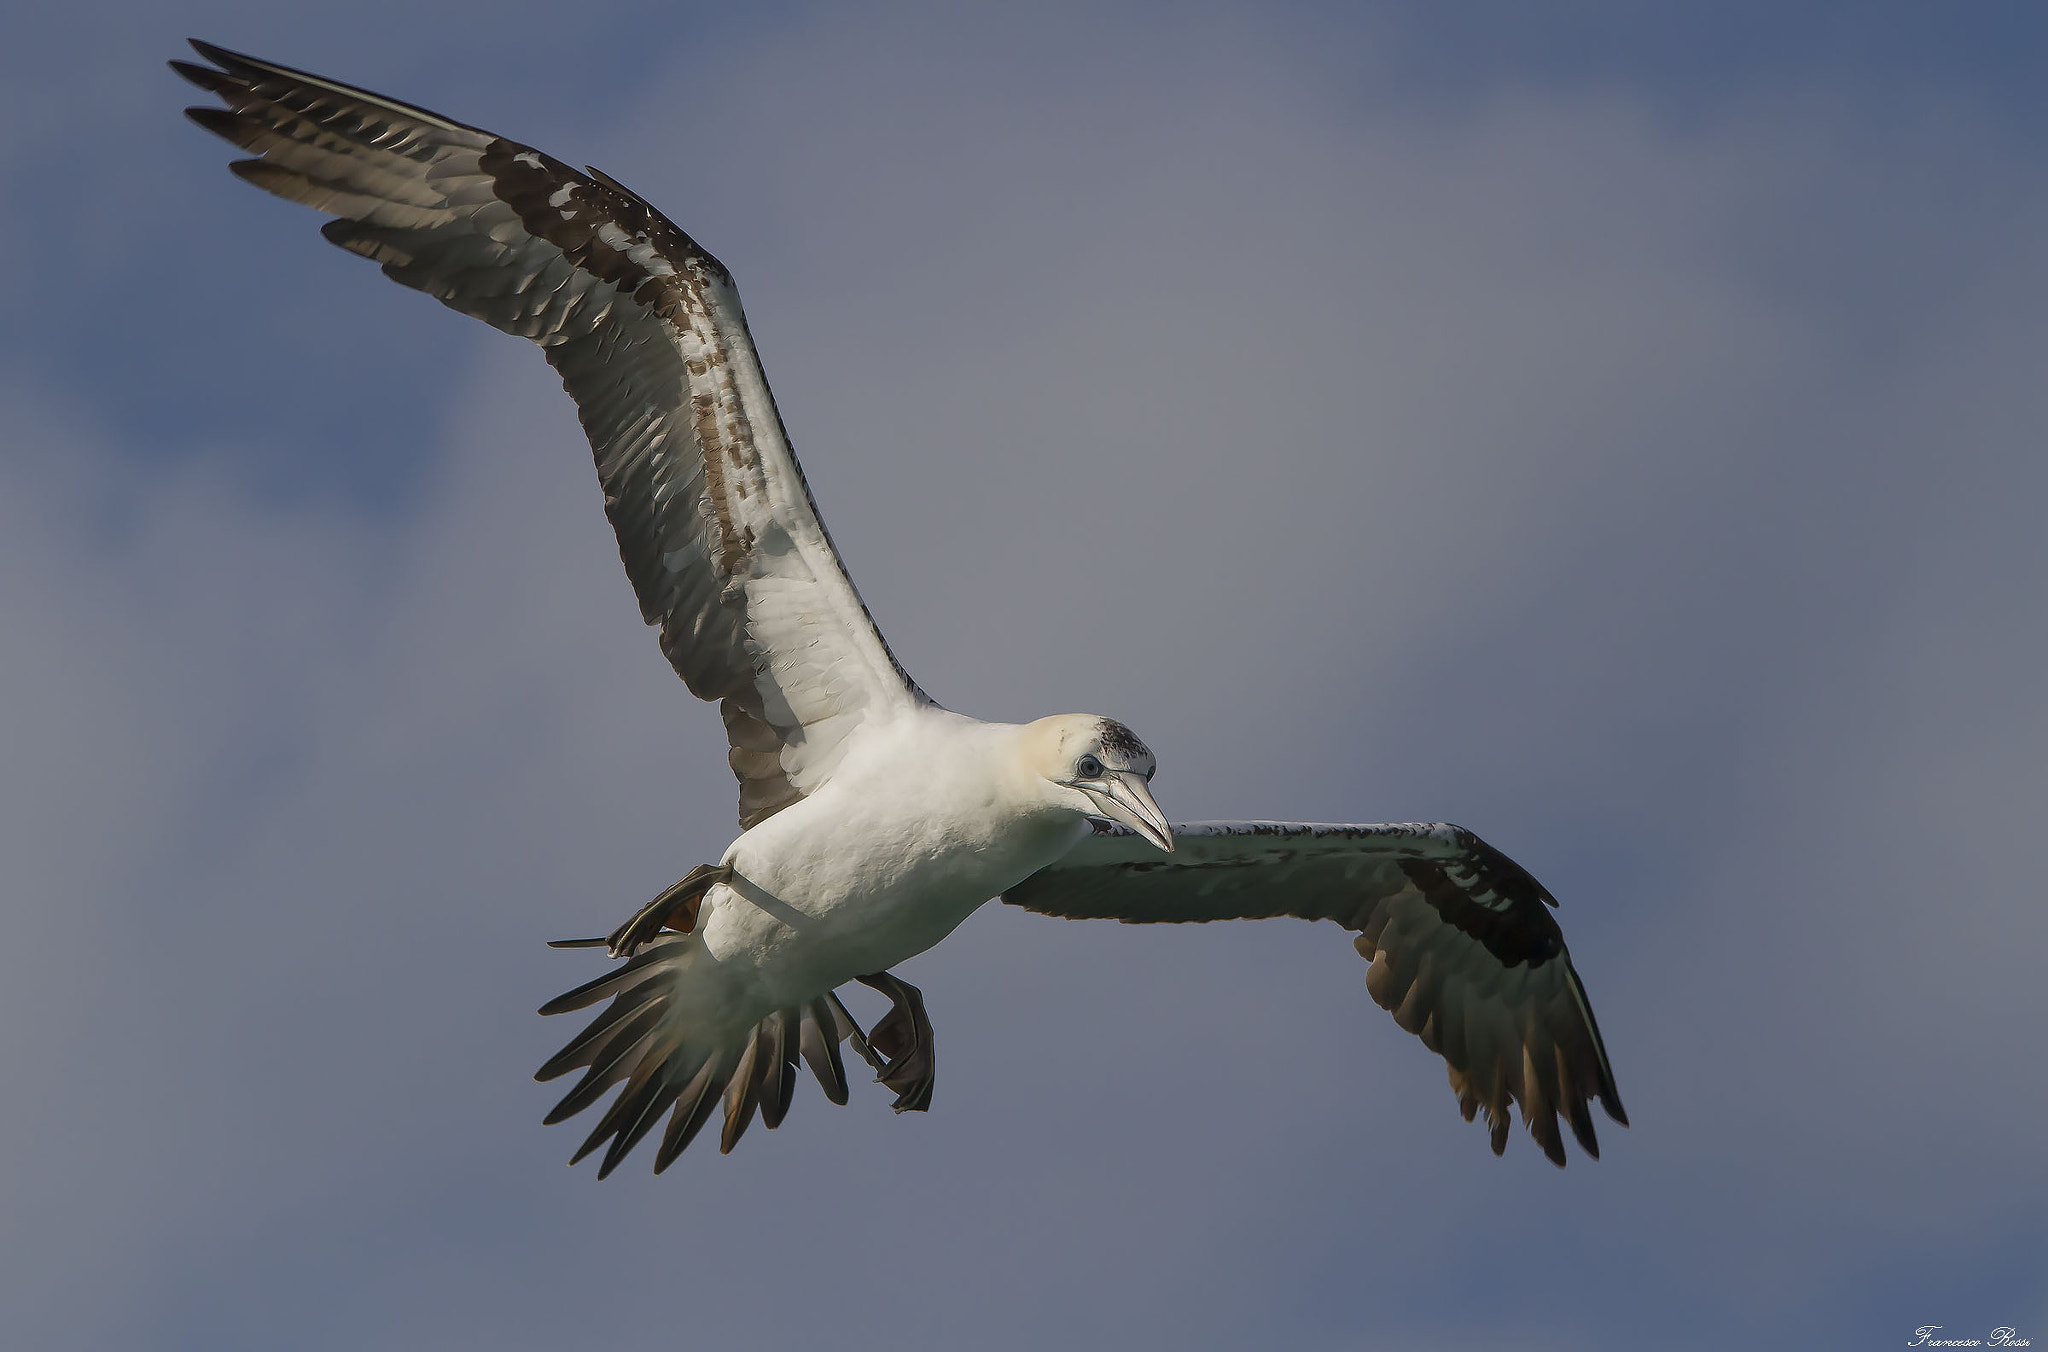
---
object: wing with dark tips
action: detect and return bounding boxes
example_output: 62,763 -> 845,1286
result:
1003,821 -> 1627,1166
175,40 -> 929,828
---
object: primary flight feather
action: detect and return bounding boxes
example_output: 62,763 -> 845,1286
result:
175,39 -> 1626,1175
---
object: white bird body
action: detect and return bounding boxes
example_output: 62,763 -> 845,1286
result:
699,709 -> 1090,1016
179,40 -> 1629,1176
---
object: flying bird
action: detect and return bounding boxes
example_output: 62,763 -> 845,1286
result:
175,40 -> 1627,1177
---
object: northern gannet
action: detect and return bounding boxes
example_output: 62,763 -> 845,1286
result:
176,41 -> 1628,1176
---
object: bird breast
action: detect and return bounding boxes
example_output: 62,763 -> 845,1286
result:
698,710 -> 1090,1000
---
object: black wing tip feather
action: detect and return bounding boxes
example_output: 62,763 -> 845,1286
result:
1010,817 -> 1624,1165
187,37 -> 251,68
174,38 -> 484,135
180,104 -> 238,137
1560,956 -> 1629,1128
1367,845 -> 1625,1167
169,60 -> 230,97
1472,989 -> 1625,1169
1423,837 -> 1625,1164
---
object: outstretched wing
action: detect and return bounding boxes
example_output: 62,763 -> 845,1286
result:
1002,821 -> 1627,1166
175,41 -> 929,826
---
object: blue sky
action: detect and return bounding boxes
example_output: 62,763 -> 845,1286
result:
2,3 -> 2044,1348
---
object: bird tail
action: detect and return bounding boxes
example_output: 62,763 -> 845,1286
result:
535,937 -> 873,1177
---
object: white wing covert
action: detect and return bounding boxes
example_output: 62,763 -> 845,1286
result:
1003,821 -> 1627,1165
176,41 -> 928,827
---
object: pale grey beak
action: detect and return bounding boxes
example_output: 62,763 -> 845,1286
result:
1081,771 -> 1175,853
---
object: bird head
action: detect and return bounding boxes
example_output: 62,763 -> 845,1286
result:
1024,715 -> 1174,853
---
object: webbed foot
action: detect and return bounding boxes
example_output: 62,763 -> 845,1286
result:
851,971 -> 935,1113
548,863 -> 732,957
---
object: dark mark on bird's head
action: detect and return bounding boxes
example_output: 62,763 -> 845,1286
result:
1096,718 -> 1150,763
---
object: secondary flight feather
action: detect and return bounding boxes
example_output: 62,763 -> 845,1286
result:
176,40 -> 1627,1175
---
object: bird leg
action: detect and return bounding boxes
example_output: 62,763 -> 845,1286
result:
852,971 -> 935,1114
545,864 -> 734,957
553,878 -> 936,1114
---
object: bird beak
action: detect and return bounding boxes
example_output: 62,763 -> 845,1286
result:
1083,771 -> 1175,853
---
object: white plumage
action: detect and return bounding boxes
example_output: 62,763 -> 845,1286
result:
178,40 -> 1626,1176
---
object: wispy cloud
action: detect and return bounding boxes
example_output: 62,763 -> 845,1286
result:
1,3 -> 2042,1347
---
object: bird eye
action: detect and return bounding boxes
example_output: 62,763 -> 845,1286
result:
1076,755 -> 1102,779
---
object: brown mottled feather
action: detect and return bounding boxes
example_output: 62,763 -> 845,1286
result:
174,39 -> 927,833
